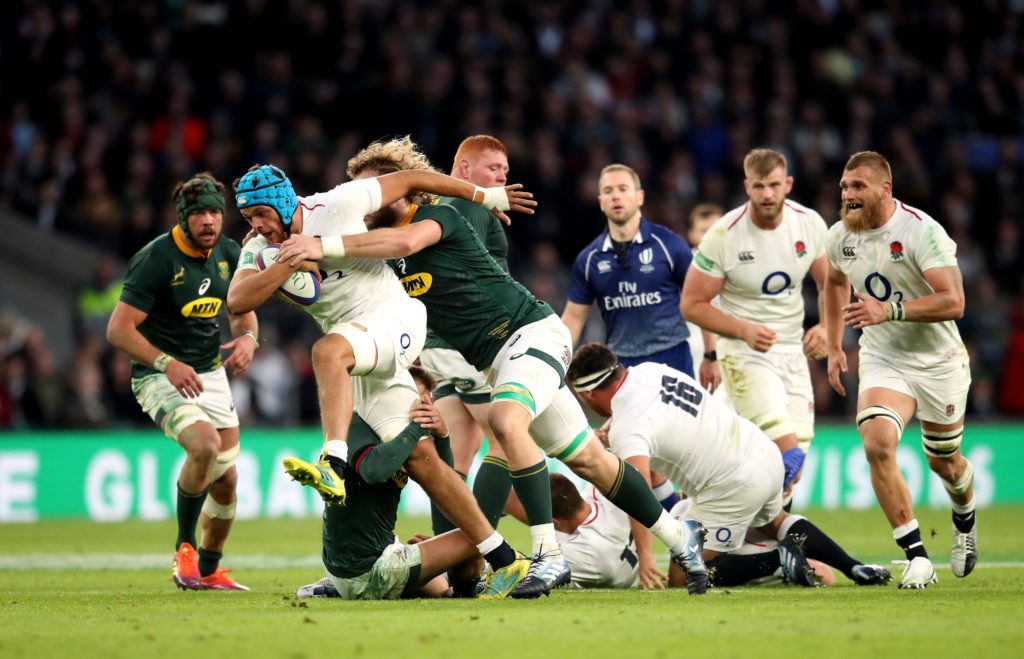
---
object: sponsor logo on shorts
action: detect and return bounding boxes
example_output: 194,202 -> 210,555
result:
946,403 -> 956,417
561,346 -> 571,369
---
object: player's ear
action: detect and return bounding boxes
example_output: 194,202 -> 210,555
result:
637,188 -> 645,207
785,176 -> 794,193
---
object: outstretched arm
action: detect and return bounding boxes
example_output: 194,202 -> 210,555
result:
377,170 -> 536,225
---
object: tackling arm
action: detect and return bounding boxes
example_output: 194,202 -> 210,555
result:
376,170 -> 536,224
341,220 -> 443,259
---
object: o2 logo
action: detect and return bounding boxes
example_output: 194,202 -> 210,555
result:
864,272 -> 904,302
399,332 -> 411,357
761,271 -> 792,296
715,527 -> 733,545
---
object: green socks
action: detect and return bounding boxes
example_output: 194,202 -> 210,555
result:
474,456 -> 512,528
175,483 -> 208,550
510,460 -> 553,525
602,459 -> 662,528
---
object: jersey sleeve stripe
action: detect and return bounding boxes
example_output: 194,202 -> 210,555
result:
583,247 -> 599,283
649,233 -> 675,270
899,201 -> 924,221
727,204 -> 748,230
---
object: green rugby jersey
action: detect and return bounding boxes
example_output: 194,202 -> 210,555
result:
120,226 -> 241,378
389,203 -> 552,370
322,415 -> 417,579
424,197 -> 510,351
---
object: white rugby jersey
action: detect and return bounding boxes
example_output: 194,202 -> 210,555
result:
609,362 -> 769,497
238,178 -> 415,332
557,483 -> 639,589
693,200 -> 828,354
826,200 -> 965,370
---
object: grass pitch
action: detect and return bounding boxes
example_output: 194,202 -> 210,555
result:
2,507 -> 1023,659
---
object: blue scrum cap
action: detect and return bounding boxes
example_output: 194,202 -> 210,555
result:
234,165 -> 298,225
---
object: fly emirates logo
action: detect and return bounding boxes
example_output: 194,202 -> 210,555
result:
602,281 -> 661,310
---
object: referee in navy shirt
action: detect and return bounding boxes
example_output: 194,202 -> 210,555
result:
562,164 -> 697,376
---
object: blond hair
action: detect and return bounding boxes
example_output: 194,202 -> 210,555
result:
598,164 -> 642,190
347,136 -> 440,206
452,135 -> 508,172
743,149 -> 788,179
844,151 -> 892,182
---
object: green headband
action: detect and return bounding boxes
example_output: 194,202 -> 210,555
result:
176,178 -> 226,232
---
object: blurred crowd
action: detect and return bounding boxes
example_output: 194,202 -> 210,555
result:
2,0 -> 1024,429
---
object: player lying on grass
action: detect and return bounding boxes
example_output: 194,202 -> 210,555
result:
507,474 -> 835,589
292,398 -> 526,600
568,342 -> 892,590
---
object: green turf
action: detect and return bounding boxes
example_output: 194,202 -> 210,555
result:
1,507 -> 1023,659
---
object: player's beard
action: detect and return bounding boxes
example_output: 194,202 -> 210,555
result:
365,205 -> 401,229
840,195 -> 882,233
750,199 -> 784,225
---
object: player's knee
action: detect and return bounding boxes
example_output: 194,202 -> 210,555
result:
312,334 -> 355,370
927,453 -> 965,483
486,406 -> 523,443
406,441 -> 443,479
183,431 -> 221,464
861,436 -> 896,465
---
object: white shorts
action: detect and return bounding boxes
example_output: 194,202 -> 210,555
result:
132,368 -> 239,442
488,315 -> 592,462
678,440 -> 784,553
859,348 -> 971,424
419,347 -> 491,404
720,349 -> 814,448
327,297 -> 426,379
327,539 -> 422,600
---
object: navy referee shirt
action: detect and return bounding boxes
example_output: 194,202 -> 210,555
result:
567,218 -> 693,358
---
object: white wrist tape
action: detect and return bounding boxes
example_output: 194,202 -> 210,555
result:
475,185 -> 510,211
321,235 -> 346,258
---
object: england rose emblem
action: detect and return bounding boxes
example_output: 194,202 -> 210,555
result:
795,240 -> 806,257
890,241 -> 904,261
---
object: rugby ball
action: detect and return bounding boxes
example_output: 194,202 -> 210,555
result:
256,243 -> 321,306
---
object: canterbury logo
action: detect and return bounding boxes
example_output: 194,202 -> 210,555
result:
400,272 -> 432,297
738,251 -> 755,263
842,246 -> 856,258
180,296 -> 222,318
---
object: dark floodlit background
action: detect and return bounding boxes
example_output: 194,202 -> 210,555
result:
2,0 -> 1023,431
